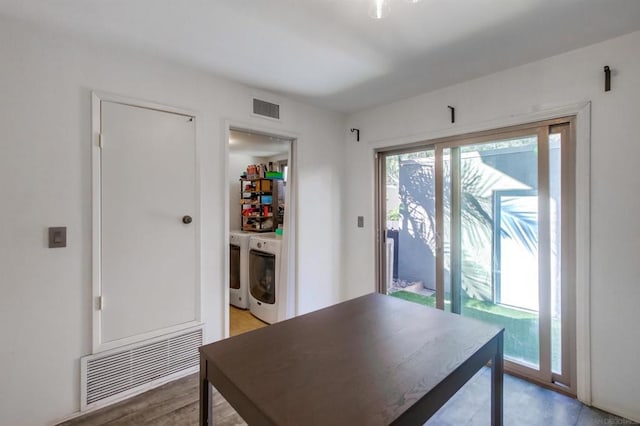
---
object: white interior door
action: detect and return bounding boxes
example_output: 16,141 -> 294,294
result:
98,100 -> 198,349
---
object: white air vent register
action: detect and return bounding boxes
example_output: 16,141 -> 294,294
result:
80,327 -> 202,411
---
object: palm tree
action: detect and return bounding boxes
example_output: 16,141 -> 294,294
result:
397,148 -> 538,302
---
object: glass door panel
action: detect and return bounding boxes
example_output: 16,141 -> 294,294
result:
440,147 -> 452,312
382,149 -> 437,306
549,132 -> 562,375
453,136 -> 542,368
549,123 -> 574,388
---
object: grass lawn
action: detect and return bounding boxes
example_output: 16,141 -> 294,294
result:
390,290 -> 560,369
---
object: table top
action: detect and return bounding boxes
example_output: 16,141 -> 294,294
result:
200,293 -> 503,425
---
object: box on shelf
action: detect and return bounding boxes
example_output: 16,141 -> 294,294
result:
257,180 -> 272,192
265,171 -> 283,179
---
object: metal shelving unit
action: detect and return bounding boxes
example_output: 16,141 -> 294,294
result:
240,178 -> 280,232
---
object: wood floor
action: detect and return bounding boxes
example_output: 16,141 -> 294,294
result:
229,305 -> 268,336
59,367 -> 636,425
59,373 -> 244,426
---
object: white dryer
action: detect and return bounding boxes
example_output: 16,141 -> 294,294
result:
248,233 -> 285,324
229,230 -> 252,309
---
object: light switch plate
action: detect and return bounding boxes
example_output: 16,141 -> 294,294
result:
48,227 -> 67,248
357,216 -> 364,228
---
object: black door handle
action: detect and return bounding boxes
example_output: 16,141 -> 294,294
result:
182,215 -> 193,224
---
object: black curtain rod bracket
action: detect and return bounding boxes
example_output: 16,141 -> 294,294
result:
350,128 -> 360,142
448,106 -> 455,124
604,66 -> 611,92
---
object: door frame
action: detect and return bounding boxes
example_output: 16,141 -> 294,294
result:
373,102 -> 591,403
223,120 -> 299,338
91,91 -> 202,354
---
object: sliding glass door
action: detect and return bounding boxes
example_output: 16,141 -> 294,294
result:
377,119 -> 575,393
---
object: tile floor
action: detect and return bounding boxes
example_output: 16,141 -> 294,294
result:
427,367 -> 637,425
60,367 -> 637,425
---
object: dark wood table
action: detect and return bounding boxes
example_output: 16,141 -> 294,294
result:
200,293 -> 504,425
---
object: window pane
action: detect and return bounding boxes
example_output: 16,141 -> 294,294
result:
385,150 -> 437,306
458,136 -> 541,368
549,132 -> 562,374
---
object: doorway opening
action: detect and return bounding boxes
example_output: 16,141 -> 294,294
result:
226,127 -> 296,337
376,118 -> 576,395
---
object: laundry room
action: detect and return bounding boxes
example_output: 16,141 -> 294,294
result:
227,128 -> 294,336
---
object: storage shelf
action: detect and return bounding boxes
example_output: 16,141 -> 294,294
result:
239,177 -> 280,233
241,228 -> 276,233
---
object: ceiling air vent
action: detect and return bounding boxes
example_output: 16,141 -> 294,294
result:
253,98 -> 280,120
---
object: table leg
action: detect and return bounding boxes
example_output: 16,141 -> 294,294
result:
200,357 -> 210,426
491,333 -> 504,426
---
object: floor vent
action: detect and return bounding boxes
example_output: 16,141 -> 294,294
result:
81,328 -> 202,410
253,98 -> 280,120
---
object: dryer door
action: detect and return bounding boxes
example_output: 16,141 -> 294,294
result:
230,244 -> 241,290
250,249 -> 276,304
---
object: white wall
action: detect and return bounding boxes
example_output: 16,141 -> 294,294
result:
0,17 -> 345,426
264,153 -> 289,163
344,30 -> 640,422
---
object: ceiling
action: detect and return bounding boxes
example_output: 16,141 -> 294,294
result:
2,0 -> 640,113
229,130 -> 290,158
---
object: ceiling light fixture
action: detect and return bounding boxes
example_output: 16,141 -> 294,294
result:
368,0 -> 421,19
368,0 -> 390,19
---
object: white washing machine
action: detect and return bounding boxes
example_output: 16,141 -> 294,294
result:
229,230 -> 252,309
248,233 -> 285,324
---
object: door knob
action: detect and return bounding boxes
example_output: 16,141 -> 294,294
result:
182,215 -> 193,224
